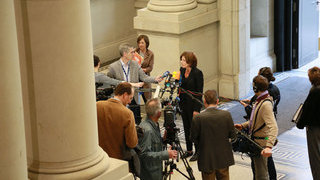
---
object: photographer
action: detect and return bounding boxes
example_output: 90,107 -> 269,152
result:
96,82 -> 138,160
138,98 -> 177,180
235,75 -> 278,180
94,55 -> 121,88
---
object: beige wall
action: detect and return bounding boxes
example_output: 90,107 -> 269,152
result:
181,23 -> 219,91
90,0 -> 137,63
90,0 -> 274,98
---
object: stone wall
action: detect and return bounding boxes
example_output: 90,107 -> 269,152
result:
90,0 -> 137,63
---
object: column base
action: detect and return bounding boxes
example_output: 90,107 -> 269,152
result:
28,148 -> 110,180
147,0 -> 197,12
94,158 -> 133,180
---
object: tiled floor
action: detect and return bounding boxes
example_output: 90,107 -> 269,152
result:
141,58 -> 320,180
101,56 -> 320,179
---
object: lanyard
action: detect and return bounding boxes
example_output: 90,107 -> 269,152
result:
121,62 -> 130,82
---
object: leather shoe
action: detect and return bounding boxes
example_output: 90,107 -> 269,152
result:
182,151 -> 193,158
189,153 -> 198,162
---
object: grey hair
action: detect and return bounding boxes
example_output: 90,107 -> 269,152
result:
119,43 -> 133,57
145,98 -> 162,118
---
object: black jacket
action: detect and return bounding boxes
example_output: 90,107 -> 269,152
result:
179,67 -> 204,112
297,86 -> 320,129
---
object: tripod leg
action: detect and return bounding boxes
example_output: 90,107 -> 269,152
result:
175,140 -> 196,180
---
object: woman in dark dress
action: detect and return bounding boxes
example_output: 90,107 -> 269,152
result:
297,66 -> 320,180
179,51 -> 204,162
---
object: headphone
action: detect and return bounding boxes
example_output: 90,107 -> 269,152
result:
252,82 -> 259,93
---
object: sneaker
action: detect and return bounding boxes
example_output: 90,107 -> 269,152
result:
189,153 -> 198,162
182,151 -> 193,158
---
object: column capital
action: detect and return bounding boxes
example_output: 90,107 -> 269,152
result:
147,0 -> 197,12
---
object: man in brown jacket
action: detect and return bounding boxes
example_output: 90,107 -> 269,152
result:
235,75 -> 278,180
191,90 -> 236,180
96,82 -> 138,159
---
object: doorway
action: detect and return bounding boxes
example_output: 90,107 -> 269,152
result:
292,0 -> 319,68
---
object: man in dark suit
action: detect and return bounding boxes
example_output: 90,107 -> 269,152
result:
191,90 -> 236,180
107,43 -> 163,124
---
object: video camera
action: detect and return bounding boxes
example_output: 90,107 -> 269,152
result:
95,83 -> 114,101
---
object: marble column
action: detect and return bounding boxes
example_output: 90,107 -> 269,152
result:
197,0 -> 215,4
0,0 -> 28,179
219,0 -> 251,99
14,0 -> 114,179
135,0 -> 149,9
148,0 -> 197,12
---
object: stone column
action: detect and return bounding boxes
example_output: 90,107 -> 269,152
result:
197,0 -> 215,4
135,1 -> 220,92
219,0 -> 251,98
135,0 -> 149,9
148,0 -> 197,12
0,0 -> 28,179
13,0 -> 124,179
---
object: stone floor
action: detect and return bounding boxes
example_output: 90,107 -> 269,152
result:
100,56 -> 320,180
138,57 -> 320,180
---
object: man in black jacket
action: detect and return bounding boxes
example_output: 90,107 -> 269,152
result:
191,90 -> 236,180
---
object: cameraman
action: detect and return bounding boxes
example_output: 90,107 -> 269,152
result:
235,75 -> 278,180
94,55 -> 143,88
138,98 -> 177,180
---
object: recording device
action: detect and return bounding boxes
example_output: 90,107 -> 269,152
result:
95,83 -> 114,101
232,128 -> 263,157
159,71 -> 195,180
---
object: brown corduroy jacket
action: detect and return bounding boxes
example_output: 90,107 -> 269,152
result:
96,98 -> 138,159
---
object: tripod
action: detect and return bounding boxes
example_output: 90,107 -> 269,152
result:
162,127 -> 195,180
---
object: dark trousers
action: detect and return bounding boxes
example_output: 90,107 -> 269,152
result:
129,99 -> 141,125
306,126 -> 320,180
251,156 -> 277,180
201,167 -> 230,180
181,104 -> 197,152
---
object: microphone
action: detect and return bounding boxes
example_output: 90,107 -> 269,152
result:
153,85 -> 161,98
172,71 -> 180,81
161,71 -> 170,78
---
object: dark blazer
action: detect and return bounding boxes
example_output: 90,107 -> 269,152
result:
297,86 -> 320,128
179,67 -> 204,112
191,107 -> 236,172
